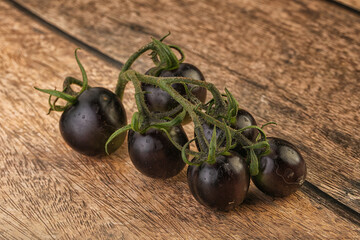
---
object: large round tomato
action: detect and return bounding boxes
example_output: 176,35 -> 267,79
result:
187,151 -> 250,211
60,87 -> 127,156
128,125 -> 188,179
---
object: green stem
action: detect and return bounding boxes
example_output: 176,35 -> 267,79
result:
115,43 -> 154,99
152,104 -> 183,118
195,109 -> 253,148
74,49 -> 88,95
63,76 -> 84,96
124,70 -> 210,152
140,75 -> 227,112
159,128 -> 200,157
115,37 -> 183,99
124,71 -> 152,128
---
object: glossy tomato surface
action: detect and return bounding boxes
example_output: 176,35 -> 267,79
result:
187,151 -> 250,211
252,137 -> 307,197
142,63 -> 207,115
231,109 -> 257,156
231,109 -> 257,142
128,125 -> 188,179
60,87 -> 127,156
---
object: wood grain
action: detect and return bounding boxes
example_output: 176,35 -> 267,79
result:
12,0 -> 360,213
0,0 -> 359,239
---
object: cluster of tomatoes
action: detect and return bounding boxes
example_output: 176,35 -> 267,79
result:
36,37 -> 307,211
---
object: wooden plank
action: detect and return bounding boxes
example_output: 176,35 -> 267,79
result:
334,0 -> 360,11
0,1 -> 359,239
11,0 -> 360,213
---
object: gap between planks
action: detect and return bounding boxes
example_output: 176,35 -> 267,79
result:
4,0 -> 124,70
328,0 -> 360,12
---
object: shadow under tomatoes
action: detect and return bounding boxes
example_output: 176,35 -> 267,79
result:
128,125 -> 188,179
59,87 -> 127,156
187,151 -> 250,211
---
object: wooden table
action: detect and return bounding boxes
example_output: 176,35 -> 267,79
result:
1,0 -> 359,239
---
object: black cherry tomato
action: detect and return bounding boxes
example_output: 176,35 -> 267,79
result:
187,151 -> 250,211
196,109 -> 257,155
59,87 -> 127,156
252,137 -> 307,197
142,63 -> 207,120
127,125 -> 188,179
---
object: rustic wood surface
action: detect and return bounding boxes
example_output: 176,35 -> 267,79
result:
12,0 -> 360,213
0,0 -> 359,239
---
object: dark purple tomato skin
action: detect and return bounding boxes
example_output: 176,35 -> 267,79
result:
59,87 -> 127,156
128,125 -> 188,179
159,63 -> 207,104
231,109 -> 257,156
231,109 -> 257,142
142,81 -> 185,113
196,109 -> 257,155
142,63 -> 207,119
187,151 -> 250,211
251,137 -> 307,197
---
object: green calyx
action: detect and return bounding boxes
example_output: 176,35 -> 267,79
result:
35,48 -> 89,113
115,33 -> 184,99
